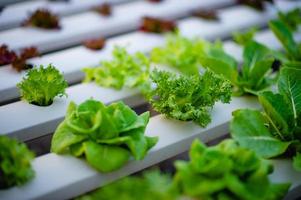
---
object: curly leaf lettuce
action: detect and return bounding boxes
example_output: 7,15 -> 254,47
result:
0,136 -> 35,189
231,67 -> 301,171
83,47 -> 151,94
51,99 -> 158,172
17,64 -> 68,106
151,34 -> 210,75
173,139 -> 290,200
148,69 -> 232,127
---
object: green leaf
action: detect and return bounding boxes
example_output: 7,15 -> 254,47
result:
16,64 -> 68,106
269,20 -> 301,61
230,109 -> 291,158
293,152 -> 301,171
258,91 -> 294,140
148,69 -> 232,127
151,34 -> 206,75
0,136 -> 35,189
278,67 -> 301,126
240,41 -> 274,91
51,121 -> 87,153
232,27 -> 258,46
51,99 -> 156,173
83,141 -> 130,172
199,46 -> 238,84
83,47 -> 151,93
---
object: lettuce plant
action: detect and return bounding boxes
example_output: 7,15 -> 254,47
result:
151,34 -> 211,75
173,139 -> 290,200
76,170 -> 174,200
0,45 -> 17,66
232,27 -> 258,46
83,47 -> 151,93
23,9 -> 60,29
278,8 -> 301,32
51,99 -> 158,172
231,67 -> 301,171
12,46 -> 40,71
148,69 -> 232,127
17,64 -> 68,106
93,3 -> 112,16
200,40 -> 277,95
83,37 -> 106,51
0,136 -> 35,189
236,0 -> 273,11
139,17 -> 177,34
192,9 -> 219,21
269,19 -> 301,63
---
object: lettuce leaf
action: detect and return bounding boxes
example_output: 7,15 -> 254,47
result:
173,139 -> 290,200
231,67 -> 301,171
0,136 -> 35,189
147,69 -> 232,127
83,47 -> 151,94
17,64 -> 68,106
51,99 -> 158,172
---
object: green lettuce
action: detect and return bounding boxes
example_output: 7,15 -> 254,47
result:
17,64 -> 68,106
173,139 -> 290,200
51,99 -> 158,172
147,69 -> 232,127
232,27 -> 258,46
0,136 -> 35,189
200,40 -> 277,95
278,8 -> 301,32
231,67 -> 301,170
269,19 -> 301,62
150,34 -> 211,75
76,170 -> 175,200
83,47 -> 151,94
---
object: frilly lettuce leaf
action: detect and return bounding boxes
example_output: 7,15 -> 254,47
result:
147,69 -> 232,127
0,136 -> 35,189
51,99 -> 158,172
17,64 -> 68,106
173,139 -> 290,200
83,47 -> 151,94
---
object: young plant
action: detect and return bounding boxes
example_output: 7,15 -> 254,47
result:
76,170 -> 174,200
83,37 -> 106,50
93,3 -> 112,16
23,9 -> 60,29
148,69 -> 232,127
140,17 -> 177,34
151,34 -> 211,75
192,9 -> 219,21
12,46 -> 40,71
83,47 -> 151,93
200,40 -> 277,95
17,64 -> 68,106
231,67 -> 301,171
0,45 -> 17,66
173,139 -> 290,200
51,99 -> 158,172
269,19 -> 301,63
236,0 -> 273,11
232,27 -> 258,46
278,8 -> 301,32
0,136 -> 35,189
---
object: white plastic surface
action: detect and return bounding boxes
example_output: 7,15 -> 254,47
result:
0,0 -> 132,30
0,0 -> 233,53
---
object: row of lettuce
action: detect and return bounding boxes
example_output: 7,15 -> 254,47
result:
0,7 -> 301,200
